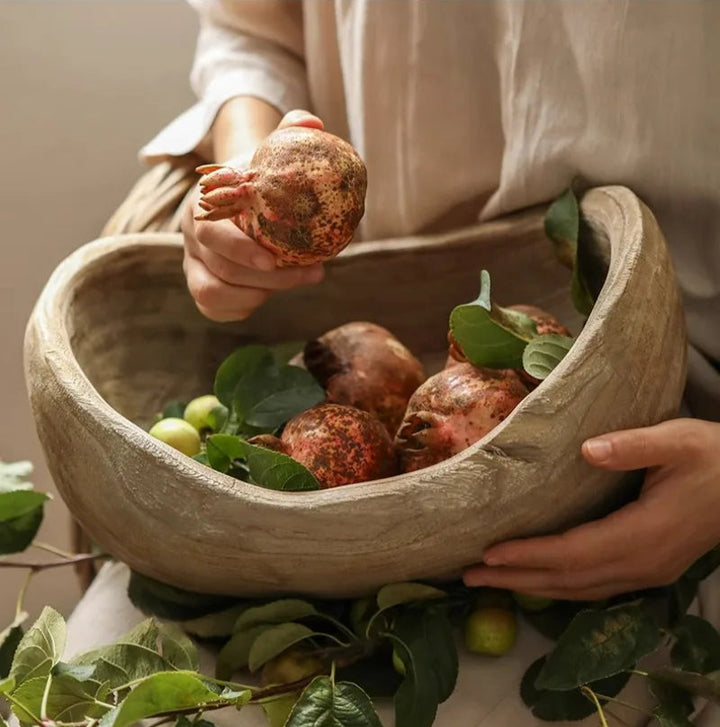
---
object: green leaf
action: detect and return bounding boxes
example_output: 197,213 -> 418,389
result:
127,571 -> 237,621
522,334 -> 575,381
0,507 -> 45,556
12,674 -> 109,725
376,583 -> 446,611
70,620 -> 170,690
0,714 -> 7,727
536,604 -> 661,691
234,365 -> 324,430
522,600 -> 587,642
448,270 -> 538,369
180,604 -> 247,639
158,622 -> 199,671
207,404 -> 229,433
216,625 -> 273,680
286,676 -> 382,727
206,435 -> 320,491
162,400 -> 187,420
214,345 -> 274,408
100,672 -> 242,727
521,656 -> 630,722
391,609 -> 457,705
544,187 -> 599,317
0,676 -> 15,694
248,623 -> 317,672
10,607 -> 66,685
53,661 -> 96,681
0,611 -> 28,678
0,461 -> 34,493
544,187 -> 579,269
649,677 -> 695,727
671,614 -> 720,674
235,600 -> 317,632
0,492 -> 46,519
650,667 -> 720,701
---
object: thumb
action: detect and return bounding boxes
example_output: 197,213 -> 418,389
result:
582,418 -> 696,471
278,109 -> 324,131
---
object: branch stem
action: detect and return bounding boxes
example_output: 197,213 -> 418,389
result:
0,552 -> 108,571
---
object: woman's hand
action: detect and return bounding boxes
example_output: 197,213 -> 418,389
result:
463,418 -> 720,601
181,109 -> 326,322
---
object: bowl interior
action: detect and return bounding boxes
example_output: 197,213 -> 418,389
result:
66,222 -> 587,431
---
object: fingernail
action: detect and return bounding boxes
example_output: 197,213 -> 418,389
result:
585,438 -> 612,461
252,253 -> 276,271
483,552 -> 504,566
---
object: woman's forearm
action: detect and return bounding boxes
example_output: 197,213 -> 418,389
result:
212,96 -> 282,163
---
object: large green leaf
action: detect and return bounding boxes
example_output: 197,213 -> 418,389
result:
9,607 -> 66,686
70,620 -> 171,690
11,674 -> 109,725
543,187 -> 578,269
100,672 -> 246,727
181,604 -> 248,640
214,345 -> 274,408
448,270 -> 538,369
671,615 -> 720,674
234,600 -> 317,632
158,623 -> 199,672
127,571 -> 238,621
285,676 -> 382,727
234,365 -> 324,430
536,604 -> 661,691
206,435 -> 320,491
0,612 -> 28,679
375,583 -> 446,612
216,625 -> 273,680
247,623 -> 317,672
520,656 -> 630,722
0,474 -> 49,555
522,334 -> 575,381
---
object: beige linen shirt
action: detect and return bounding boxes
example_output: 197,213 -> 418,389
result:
143,0 -> 720,417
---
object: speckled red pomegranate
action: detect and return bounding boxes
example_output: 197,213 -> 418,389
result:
195,127 -> 367,266
395,363 -> 529,473
299,322 -> 425,437
250,404 -> 397,488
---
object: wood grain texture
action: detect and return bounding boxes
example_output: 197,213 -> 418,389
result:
23,186 -> 687,598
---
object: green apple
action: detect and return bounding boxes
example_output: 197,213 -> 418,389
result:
148,418 -> 201,457
183,394 -> 221,432
464,607 -> 517,656
512,591 -> 554,612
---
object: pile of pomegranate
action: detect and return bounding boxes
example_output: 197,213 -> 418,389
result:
151,124 -> 572,488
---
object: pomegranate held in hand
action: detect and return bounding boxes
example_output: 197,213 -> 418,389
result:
195,127 -> 367,266
301,322 -> 425,436
250,404 -> 397,488
395,363 -> 528,473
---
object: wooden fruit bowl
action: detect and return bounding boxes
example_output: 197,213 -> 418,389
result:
24,186 -> 686,598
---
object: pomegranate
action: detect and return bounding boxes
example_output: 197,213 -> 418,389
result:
395,363 -> 528,473
195,127 -> 367,266
250,404 -> 397,488
299,322 -> 425,436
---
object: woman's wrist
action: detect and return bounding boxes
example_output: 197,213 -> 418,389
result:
212,96 -> 282,163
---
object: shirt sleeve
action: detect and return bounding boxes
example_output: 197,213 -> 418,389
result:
140,0 -> 310,163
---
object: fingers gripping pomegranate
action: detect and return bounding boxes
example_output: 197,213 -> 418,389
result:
250,404 -> 398,488
395,363 -> 529,473
300,322 -> 426,436
195,127 -> 367,266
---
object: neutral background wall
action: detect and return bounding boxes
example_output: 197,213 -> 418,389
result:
0,1 -> 198,626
